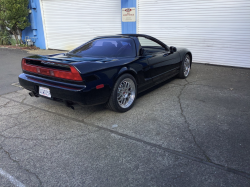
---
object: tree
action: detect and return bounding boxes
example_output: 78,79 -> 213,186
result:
0,0 -> 30,44
0,24 -> 11,45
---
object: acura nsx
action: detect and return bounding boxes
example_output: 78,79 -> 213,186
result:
19,34 -> 192,112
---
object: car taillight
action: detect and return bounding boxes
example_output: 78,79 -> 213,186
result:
21,58 -> 82,81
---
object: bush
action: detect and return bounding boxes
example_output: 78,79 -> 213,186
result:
0,0 -> 30,45
0,29 -> 11,45
9,38 -> 17,45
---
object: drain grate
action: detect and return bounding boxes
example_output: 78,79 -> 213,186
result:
11,82 -> 23,88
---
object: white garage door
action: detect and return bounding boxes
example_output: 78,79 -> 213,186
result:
138,0 -> 250,68
41,0 -> 121,50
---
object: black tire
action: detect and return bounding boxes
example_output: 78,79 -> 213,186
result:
106,73 -> 137,113
178,54 -> 191,79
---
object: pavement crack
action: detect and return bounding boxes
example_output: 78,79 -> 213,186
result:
0,107 -> 33,117
0,128 -> 101,141
21,95 -> 27,103
4,100 -> 11,106
2,95 -> 250,179
0,100 -> 11,109
189,83 -> 231,90
0,120 -> 32,134
81,118 -> 250,179
177,79 -> 212,163
0,144 -> 43,187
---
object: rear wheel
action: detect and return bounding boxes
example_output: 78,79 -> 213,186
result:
106,74 -> 137,112
178,54 -> 191,79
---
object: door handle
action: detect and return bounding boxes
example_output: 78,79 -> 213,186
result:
163,53 -> 168,57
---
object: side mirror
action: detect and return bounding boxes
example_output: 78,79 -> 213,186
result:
170,46 -> 177,53
139,48 -> 145,56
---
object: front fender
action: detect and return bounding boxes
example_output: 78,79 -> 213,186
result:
176,47 -> 192,63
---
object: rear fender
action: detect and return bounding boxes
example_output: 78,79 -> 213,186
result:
115,67 -> 138,84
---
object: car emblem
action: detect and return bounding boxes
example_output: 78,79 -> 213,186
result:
125,8 -> 131,12
41,61 -> 55,65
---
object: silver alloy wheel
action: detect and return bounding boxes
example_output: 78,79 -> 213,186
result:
184,56 -> 191,77
117,78 -> 136,108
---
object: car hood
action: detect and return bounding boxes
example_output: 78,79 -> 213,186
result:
26,53 -> 137,74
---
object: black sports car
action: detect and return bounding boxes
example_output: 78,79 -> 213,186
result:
19,34 -> 192,112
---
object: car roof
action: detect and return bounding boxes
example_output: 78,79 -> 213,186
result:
94,34 -> 169,50
119,34 -> 152,38
94,35 -> 131,39
94,34 -> 153,39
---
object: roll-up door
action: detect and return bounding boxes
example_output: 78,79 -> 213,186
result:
138,0 -> 250,68
41,0 -> 121,50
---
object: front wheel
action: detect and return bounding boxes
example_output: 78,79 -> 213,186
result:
178,54 -> 191,79
106,74 -> 137,112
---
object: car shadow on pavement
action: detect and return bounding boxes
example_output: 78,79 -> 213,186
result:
137,76 -> 178,99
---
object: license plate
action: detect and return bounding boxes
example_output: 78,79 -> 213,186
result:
39,87 -> 51,98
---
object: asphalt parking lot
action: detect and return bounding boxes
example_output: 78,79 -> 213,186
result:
0,48 -> 250,186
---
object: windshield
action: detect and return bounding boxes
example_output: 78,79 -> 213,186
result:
69,38 -> 136,58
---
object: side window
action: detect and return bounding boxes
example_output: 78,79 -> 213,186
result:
138,37 -> 162,47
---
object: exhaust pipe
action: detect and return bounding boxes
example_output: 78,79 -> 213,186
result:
28,92 -> 74,110
64,100 -> 75,110
29,92 -> 35,97
29,92 -> 39,97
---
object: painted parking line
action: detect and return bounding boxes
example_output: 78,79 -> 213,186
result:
11,82 -> 23,88
0,168 -> 25,187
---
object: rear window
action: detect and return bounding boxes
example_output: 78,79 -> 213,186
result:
69,38 -> 136,58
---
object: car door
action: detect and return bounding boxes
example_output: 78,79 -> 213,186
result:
138,37 -> 180,84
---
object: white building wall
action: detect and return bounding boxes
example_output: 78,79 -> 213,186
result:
138,0 -> 250,68
41,0 -> 121,50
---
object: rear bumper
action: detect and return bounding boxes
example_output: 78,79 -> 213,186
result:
19,73 -> 110,105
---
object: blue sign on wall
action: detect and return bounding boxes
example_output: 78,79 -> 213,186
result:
121,0 -> 137,34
